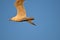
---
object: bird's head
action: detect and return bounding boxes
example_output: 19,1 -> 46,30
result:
9,17 -> 15,21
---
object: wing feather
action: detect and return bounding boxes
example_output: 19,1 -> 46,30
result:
14,0 -> 26,19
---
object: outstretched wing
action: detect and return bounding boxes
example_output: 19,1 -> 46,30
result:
14,0 -> 26,19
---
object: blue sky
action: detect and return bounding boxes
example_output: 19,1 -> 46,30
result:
0,0 -> 60,40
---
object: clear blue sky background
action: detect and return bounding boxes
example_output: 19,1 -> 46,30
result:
0,0 -> 60,40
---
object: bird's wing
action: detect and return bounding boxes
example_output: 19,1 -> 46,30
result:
14,0 -> 26,19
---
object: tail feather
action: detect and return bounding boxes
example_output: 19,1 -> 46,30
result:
27,20 -> 36,26
23,17 -> 36,26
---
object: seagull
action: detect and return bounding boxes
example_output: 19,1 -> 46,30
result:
9,0 -> 36,26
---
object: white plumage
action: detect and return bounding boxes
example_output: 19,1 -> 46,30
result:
10,0 -> 36,26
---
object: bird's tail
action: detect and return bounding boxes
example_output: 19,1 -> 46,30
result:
26,18 -> 36,26
27,20 -> 36,26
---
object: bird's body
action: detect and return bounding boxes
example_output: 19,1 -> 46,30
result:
10,0 -> 36,26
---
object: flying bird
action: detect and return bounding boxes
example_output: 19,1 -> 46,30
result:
9,0 -> 36,26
